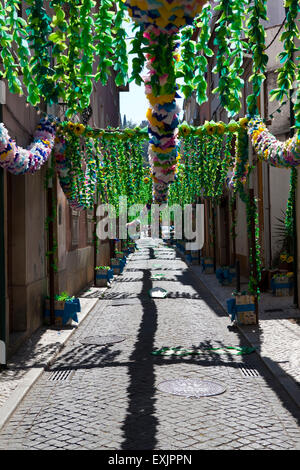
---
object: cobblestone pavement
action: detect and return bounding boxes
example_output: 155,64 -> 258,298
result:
0,298 -> 99,409
193,267 -> 300,385
0,238 -> 300,450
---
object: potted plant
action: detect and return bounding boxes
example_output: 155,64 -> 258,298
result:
271,272 -> 294,297
110,257 -> 124,275
227,291 -> 256,325
201,257 -> 214,274
45,292 -> 80,327
95,266 -> 111,287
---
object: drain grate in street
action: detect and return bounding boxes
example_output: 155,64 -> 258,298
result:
157,379 -> 226,398
80,335 -> 126,346
238,365 -> 260,377
48,369 -> 74,381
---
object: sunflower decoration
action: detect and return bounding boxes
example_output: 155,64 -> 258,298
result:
86,129 -> 95,138
239,117 -> 249,130
67,122 -> 75,132
216,122 -> 226,136
227,120 -> 240,133
73,123 -> 85,136
179,122 -> 191,137
143,177 -> 150,184
204,120 -> 216,136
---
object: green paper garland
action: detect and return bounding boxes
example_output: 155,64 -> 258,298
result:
270,0 -> 299,104
212,0 -> 247,117
246,0 -> 269,116
0,0 -> 30,96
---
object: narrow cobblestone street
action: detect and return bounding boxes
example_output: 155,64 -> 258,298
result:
1,239 -> 300,450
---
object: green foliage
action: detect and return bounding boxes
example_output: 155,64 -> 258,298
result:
193,3 -> 213,105
269,0 -> 299,104
111,0 -> 128,88
94,0 -> 115,85
55,291 -> 75,301
212,0 -> 248,117
246,0 -> 269,116
0,0 -> 29,95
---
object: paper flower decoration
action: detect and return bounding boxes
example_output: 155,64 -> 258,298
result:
124,0 -> 206,34
124,0 -> 206,203
248,117 -> 300,168
0,118 -> 56,175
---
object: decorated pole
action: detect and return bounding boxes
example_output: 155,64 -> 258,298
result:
124,0 -> 206,203
0,102 -> 6,367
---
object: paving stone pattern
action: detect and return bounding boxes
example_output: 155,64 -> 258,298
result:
0,239 -> 300,450
193,267 -> 300,385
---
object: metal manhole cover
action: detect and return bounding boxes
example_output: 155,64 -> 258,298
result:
157,379 -> 226,398
80,335 -> 126,346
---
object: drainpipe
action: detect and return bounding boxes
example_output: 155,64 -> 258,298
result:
0,100 -> 6,367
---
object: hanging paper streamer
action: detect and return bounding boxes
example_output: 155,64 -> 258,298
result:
124,0 -> 206,203
248,117 -> 300,168
54,135 -> 98,212
145,31 -> 181,203
0,118 -> 56,175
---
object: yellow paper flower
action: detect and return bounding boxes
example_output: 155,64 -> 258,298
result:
144,177 -> 150,184
287,256 -> 294,263
227,121 -> 239,133
216,122 -> 226,135
180,122 -> 191,136
204,121 -> 216,136
280,254 -> 287,262
67,122 -> 75,131
195,127 -> 203,136
74,123 -> 85,136
239,117 -> 248,130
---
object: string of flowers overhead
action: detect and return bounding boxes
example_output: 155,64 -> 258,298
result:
247,117 -> 300,168
0,118 -> 56,175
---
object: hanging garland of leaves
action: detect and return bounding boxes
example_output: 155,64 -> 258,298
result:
212,0 -> 248,117
246,0 -> 269,116
270,0 -> 299,104
231,128 -> 262,295
111,0 -> 128,88
26,0 -> 57,106
177,25 -> 196,100
49,0 -> 69,103
285,166 -> 297,239
0,0 -> 30,95
129,24 -> 147,86
168,131 -> 234,206
94,0 -> 115,85
193,2 -> 213,105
